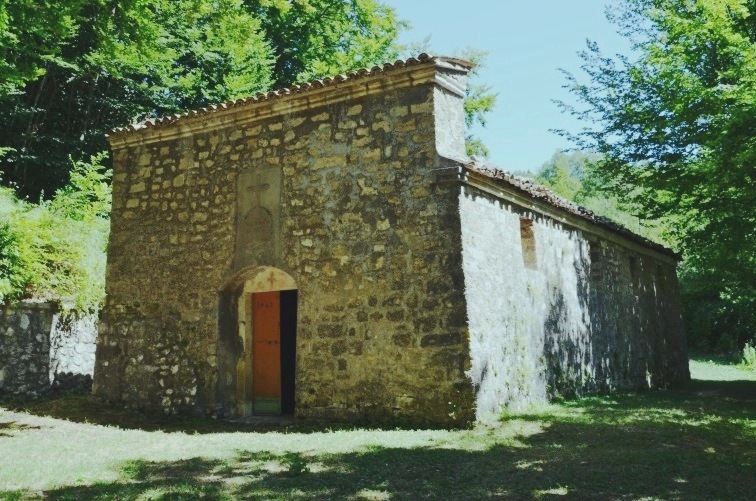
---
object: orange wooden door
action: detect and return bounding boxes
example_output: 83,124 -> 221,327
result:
252,291 -> 281,401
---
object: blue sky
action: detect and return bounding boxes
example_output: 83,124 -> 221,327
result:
384,1 -> 630,172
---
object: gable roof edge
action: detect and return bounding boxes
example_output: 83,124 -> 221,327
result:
107,54 -> 473,148
435,158 -> 680,263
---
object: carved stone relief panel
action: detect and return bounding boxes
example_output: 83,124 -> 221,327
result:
235,166 -> 282,268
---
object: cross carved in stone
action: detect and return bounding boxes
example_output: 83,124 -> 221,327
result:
247,173 -> 270,208
266,270 -> 277,288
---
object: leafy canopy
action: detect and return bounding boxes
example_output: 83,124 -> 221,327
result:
460,48 -> 498,158
0,0 -> 276,197
0,154 -> 110,310
1,0 -> 497,198
246,0 -> 406,87
560,0 -> 755,346
525,150 -> 672,244
0,0 -> 408,198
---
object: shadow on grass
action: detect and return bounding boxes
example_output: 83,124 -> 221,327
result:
1,392 -> 452,435
0,421 -> 41,437
2,392 -> 256,434
28,380 -> 755,500
538,379 -> 756,425
7,374 -> 752,436
47,458 -> 229,501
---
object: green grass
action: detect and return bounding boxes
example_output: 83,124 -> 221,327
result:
690,354 -> 756,380
1,361 -> 754,499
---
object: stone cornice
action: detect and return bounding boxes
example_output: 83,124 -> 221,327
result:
433,165 -> 679,264
108,56 -> 470,149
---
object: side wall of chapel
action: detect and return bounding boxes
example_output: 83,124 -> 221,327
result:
459,187 -> 689,421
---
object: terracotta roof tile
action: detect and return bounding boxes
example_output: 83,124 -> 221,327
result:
463,158 -> 679,258
107,54 -> 467,138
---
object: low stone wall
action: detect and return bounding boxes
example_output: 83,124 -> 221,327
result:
50,313 -> 98,383
0,301 -> 98,397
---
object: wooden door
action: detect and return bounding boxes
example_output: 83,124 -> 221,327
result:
252,291 -> 281,414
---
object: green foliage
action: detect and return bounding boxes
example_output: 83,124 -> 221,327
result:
155,0 -> 274,109
0,0 -> 406,198
742,343 -> 756,369
50,152 -> 112,221
466,137 -> 490,158
0,0 -> 498,312
559,0 -> 755,349
0,0 -> 79,97
248,0 -> 407,87
679,264 -> 754,352
0,0 -> 275,197
120,460 -> 149,481
0,154 -> 109,310
0,217 -> 27,301
280,452 -> 310,476
0,182 -> 36,301
526,150 -> 672,244
1,0 -> 494,196
456,48 -> 498,158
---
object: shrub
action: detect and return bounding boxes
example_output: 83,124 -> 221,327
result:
743,343 -> 756,370
0,154 -> 110,311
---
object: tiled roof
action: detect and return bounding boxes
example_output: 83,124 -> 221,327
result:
108,53 -> 468,138
464,158 -> 679,258
105,54 -> 672,257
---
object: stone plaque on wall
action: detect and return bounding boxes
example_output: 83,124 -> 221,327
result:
235,166 -> 282,268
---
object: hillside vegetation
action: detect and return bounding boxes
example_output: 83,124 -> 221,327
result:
0,155 -> 110,311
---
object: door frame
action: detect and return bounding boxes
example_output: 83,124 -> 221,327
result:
225,266 -> 297,417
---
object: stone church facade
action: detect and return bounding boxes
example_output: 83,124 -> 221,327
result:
94,54 -> 688,425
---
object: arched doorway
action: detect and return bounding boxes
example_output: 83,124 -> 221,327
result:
218,266 -> 297,417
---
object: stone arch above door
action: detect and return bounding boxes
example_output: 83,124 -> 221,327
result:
221,266 -> 297,294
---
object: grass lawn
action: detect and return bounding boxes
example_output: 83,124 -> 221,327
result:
1,360 -> 754,500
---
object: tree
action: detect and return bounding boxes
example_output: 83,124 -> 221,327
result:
560,0 -> 755,349
460,48 -> 498,158
528,150 -> 671,244
245,0 -> 406,87
0,0 -> 80,98
0,0 -> 275,197
0,0 -> 406,198
0,154 -> 111,310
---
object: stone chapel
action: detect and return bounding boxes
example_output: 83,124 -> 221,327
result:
93,54 -> 689,426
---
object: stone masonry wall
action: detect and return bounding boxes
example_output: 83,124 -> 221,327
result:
0,302 -> 53,396
0,301 -> 97,397
460,188 -> 689,421
95,62 -> 475,425
49,313 -> 98,383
